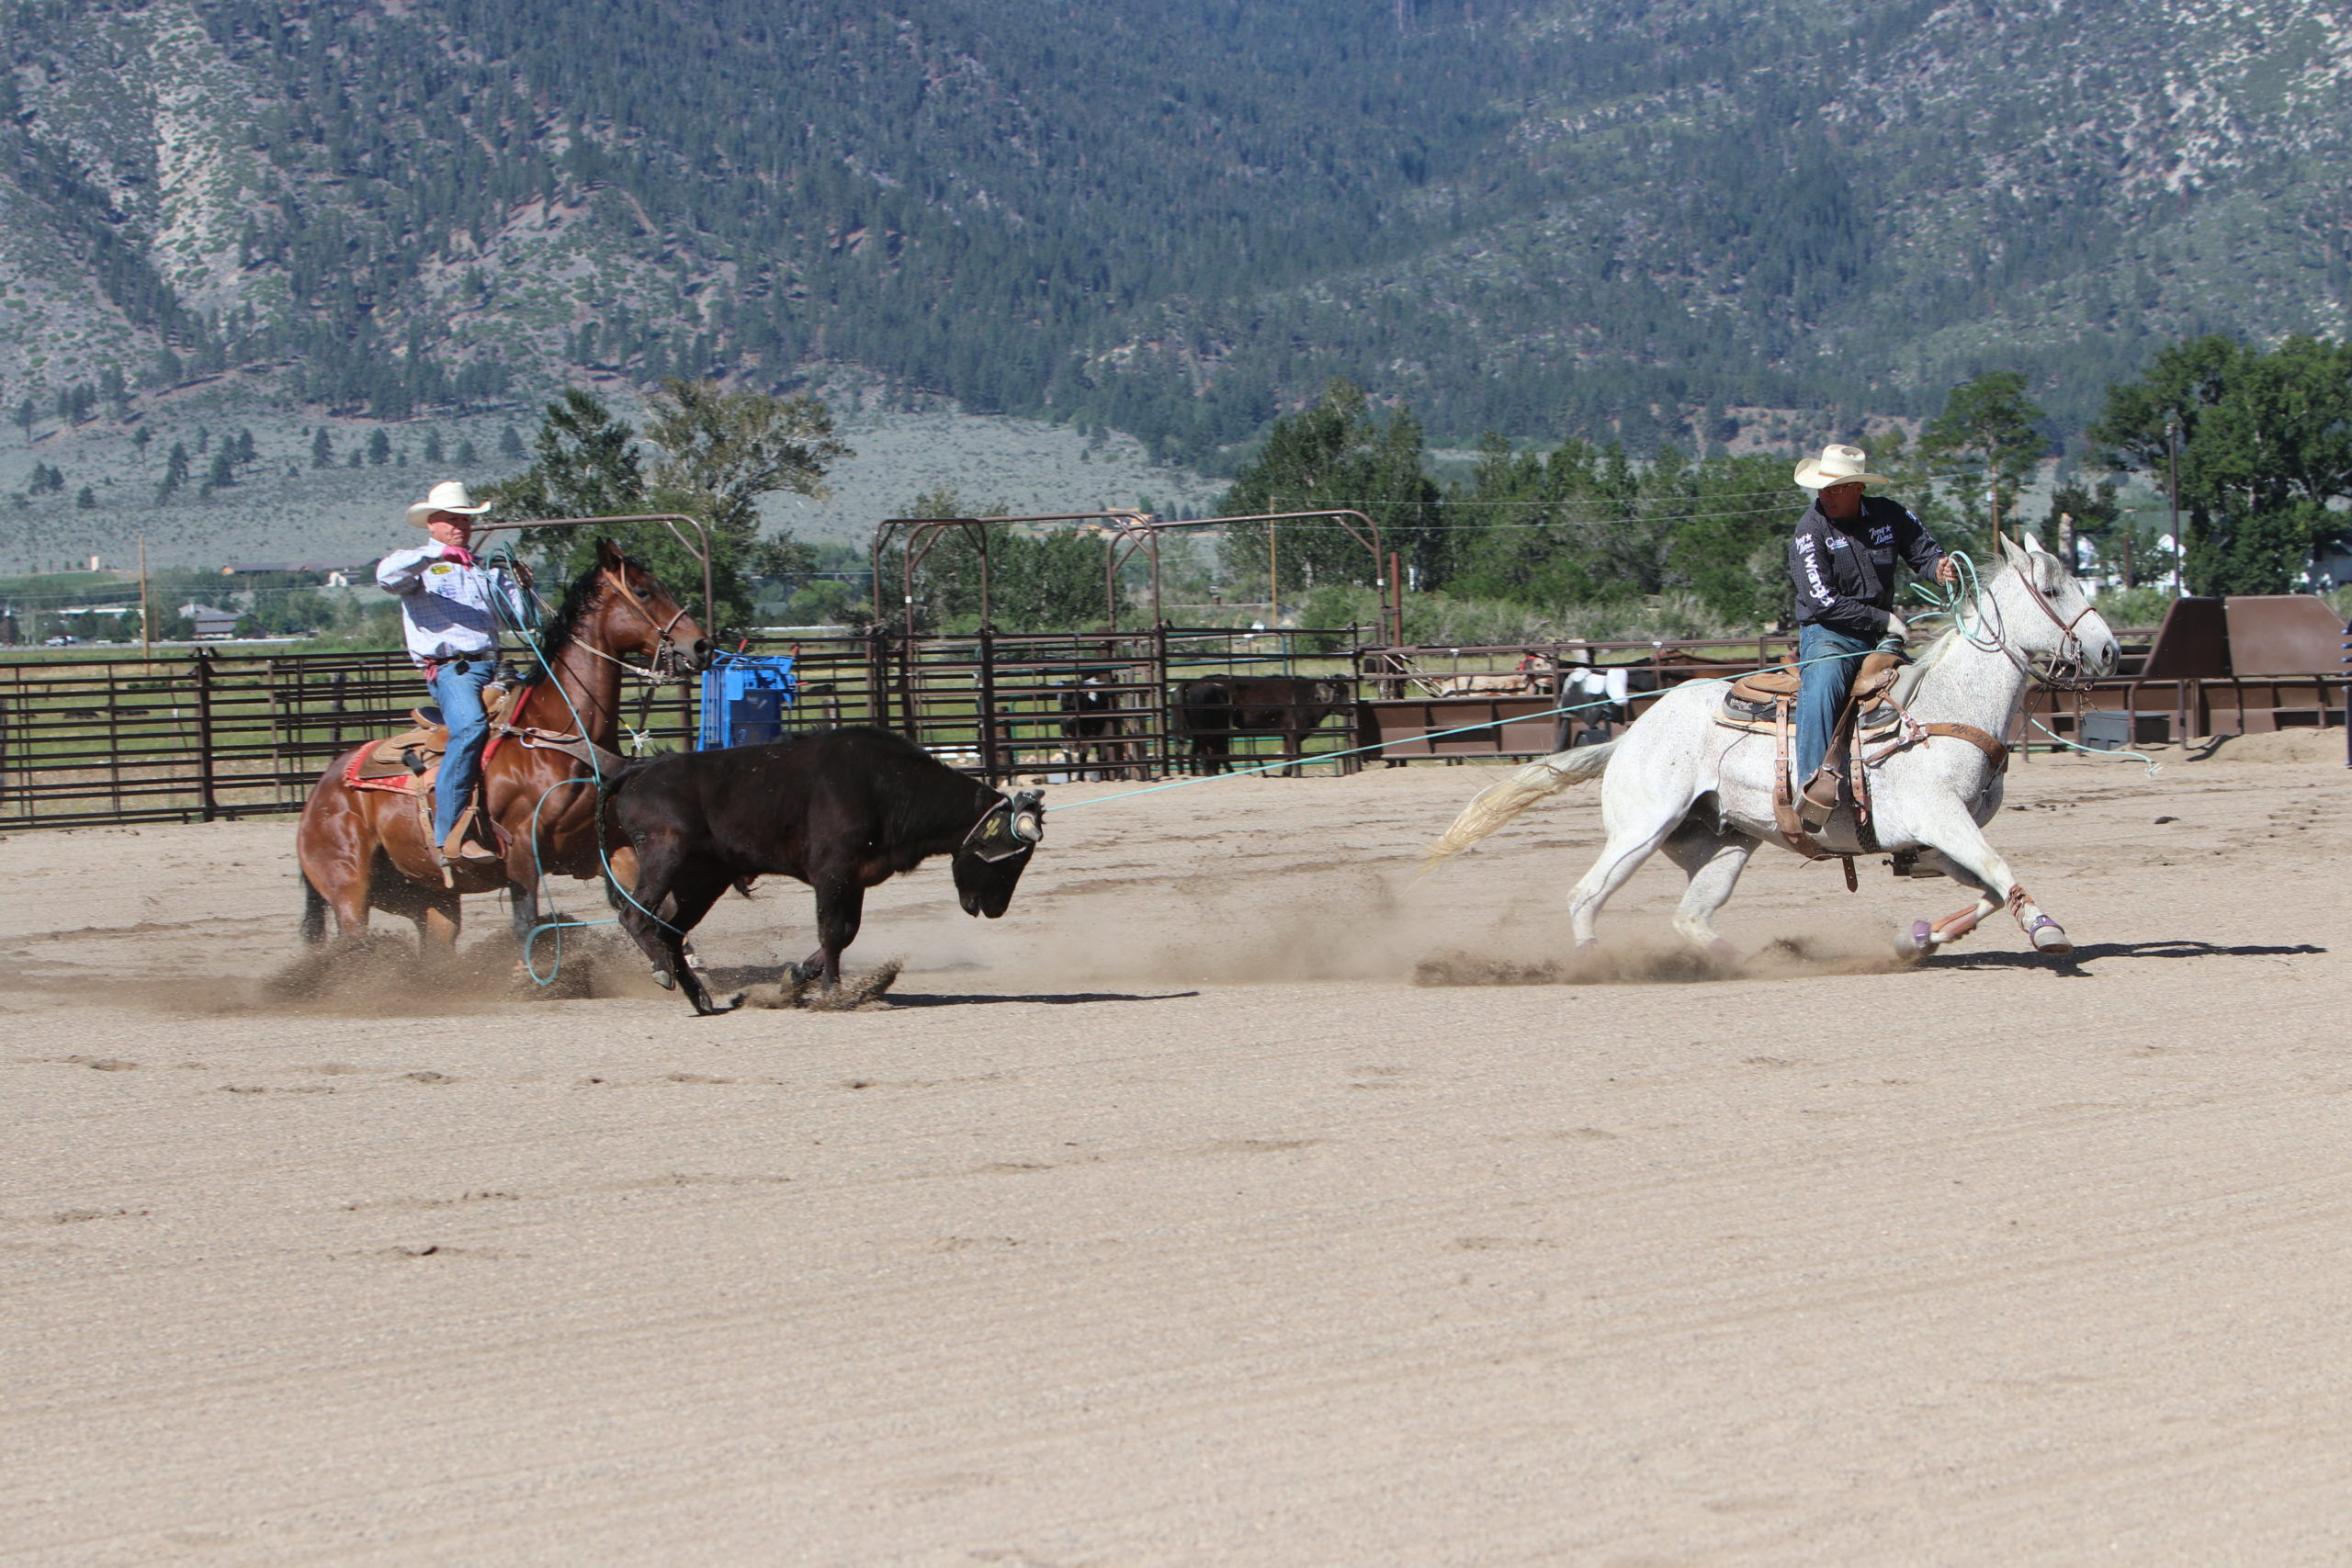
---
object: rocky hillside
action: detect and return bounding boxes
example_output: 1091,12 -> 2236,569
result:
1,0 -> 2346,471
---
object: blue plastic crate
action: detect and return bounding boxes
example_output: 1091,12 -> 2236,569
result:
698,654 -> 798,749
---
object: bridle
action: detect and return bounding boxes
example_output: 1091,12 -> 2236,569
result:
570,560 -> 699,683
1953,554 -> 2101,692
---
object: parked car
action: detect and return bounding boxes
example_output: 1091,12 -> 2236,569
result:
42,635 -> 78,646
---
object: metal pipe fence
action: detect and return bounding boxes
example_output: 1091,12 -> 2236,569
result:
0,626 -> 2335,831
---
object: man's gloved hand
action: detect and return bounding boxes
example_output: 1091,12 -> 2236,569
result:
1875,613 -> 1909,657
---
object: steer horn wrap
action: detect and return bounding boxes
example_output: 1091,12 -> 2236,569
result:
1010,790 -> 1045,844
965,791 -> 1046,862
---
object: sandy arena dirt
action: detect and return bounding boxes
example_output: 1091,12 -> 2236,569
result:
5,740 -> 2349,1565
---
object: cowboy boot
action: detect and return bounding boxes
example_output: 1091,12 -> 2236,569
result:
442,802 -> 501,864
1800,729 -> 1850,830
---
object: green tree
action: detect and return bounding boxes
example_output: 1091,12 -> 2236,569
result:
158,441 -> 190,501
311,427 -> 333,468
2089,335 -> 2352,594
489,386 -> 845,637
11,398 -> 32,443
1217,378 -> 1436,600
367,429 -> 391,466
2042,479 -> 2124,576
1918,371 -> 2050,541
490,389 -> 647,521
640,377 -> 848,578
1442,435 -> 1804,627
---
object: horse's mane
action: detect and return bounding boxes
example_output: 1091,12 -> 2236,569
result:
535,554 -> 637,667
1896,555 -> 2018,695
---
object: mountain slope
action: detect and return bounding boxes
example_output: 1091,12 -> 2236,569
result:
2,0 -> 2347,461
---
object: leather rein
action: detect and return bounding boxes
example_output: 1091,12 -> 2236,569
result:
495,560 -> 694,776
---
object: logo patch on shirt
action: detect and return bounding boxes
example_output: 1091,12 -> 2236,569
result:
1870,526 -> 1893,546
429,563 -> 454,575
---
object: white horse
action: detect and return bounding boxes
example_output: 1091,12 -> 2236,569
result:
1423,535 -> 2120,958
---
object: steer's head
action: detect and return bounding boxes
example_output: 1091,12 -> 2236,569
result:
953,789 -> 1045,918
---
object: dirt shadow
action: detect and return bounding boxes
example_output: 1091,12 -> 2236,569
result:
1922,939 -> 2327,976
882,988 -> 1202,1008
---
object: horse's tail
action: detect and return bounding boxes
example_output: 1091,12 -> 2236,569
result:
299,869 -> 330,945
1420,739 -> 1620,871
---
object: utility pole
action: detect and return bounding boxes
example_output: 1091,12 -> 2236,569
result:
138,533 -> 151,657
2165,420 -> 2183,597
1268,522 -> 1279,630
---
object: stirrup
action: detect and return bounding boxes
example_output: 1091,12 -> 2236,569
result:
442,806 -> 501,864
1798,767 -> 1840,831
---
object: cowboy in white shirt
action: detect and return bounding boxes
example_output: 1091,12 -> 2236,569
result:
376,480 -> 531,863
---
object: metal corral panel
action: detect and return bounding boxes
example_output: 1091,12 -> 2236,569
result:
2223,596 -> 2347,675
1357,695 -> 1563,759
2140,597 -> 2231,678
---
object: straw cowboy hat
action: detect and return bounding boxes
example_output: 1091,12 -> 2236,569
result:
1792,444 -> 1893,491
405,479 -> 493,527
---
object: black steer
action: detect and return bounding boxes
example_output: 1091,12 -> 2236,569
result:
1174,675 -> 1354,775
605,728 -> 1043,1013
1057,672 -> 1135,777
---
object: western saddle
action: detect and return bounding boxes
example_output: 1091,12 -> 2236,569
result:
1713,652 -> 2007,879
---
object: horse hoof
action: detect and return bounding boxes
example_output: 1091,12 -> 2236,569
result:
1895,919 -> 1934,960
651,969 -> 675,991
2029,917 -> 2074,955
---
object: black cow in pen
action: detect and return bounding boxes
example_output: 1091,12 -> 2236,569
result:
1057,671 -> 1136,778
1173,676 -> 1355,776
605,728 -> 1044,1014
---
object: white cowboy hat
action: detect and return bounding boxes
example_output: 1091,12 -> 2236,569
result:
1792,444 -> 1893,491
405,479 -> 492,527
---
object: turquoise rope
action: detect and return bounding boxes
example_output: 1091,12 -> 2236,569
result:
1907,549 -> 2160,775
481,546 -> 679,987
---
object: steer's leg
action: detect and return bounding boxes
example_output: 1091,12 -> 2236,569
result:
654,870 -> 732,1013
796,874 -> 868,990
615,829 -> 717,1009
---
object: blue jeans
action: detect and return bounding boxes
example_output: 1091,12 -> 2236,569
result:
426,661 -> 497,847
1795,623 -> 1873,783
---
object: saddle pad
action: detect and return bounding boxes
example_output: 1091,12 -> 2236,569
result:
1715,694 -> 1899,737
346,683 -> 529,791
1726,667 -> 1802,704
345,742 -> 438,795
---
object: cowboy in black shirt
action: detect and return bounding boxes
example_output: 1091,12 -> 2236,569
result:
1786,444 -> 1955,823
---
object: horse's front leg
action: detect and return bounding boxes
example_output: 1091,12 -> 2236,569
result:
505,872 -> 545,968
1900,803 -> 2072,956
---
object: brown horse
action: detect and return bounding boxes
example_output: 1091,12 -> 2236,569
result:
295,540 -> 711,953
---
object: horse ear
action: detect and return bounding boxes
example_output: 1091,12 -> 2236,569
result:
1995,533 -> 2029,570
595,537 -> 624,570
2020,531 -> 2049,558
